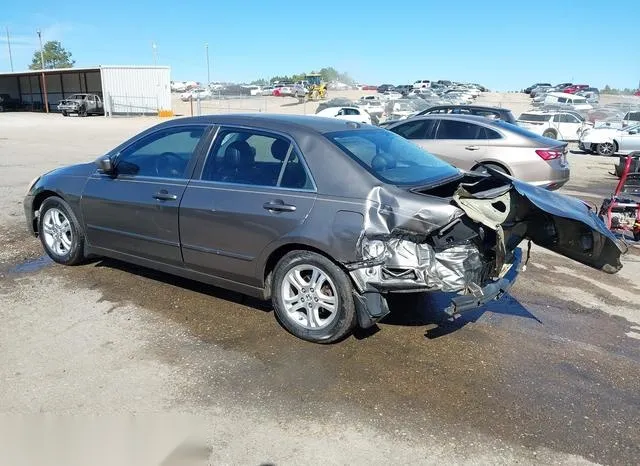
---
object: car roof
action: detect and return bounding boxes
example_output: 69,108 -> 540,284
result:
156,113 -> 370,134
520,110 -> 571,115
392,114 -> 500,126
424,105 -> 511,112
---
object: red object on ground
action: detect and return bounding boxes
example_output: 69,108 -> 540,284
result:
599,153 -> 640,241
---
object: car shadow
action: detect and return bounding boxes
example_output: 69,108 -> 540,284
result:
280,101 -> 304,107
380,292 -> 541,340
92,258 -> 272,314
88,258 -> 539,341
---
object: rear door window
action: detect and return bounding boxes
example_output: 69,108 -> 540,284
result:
435,120 -> 484,139
201,129 -> 312,190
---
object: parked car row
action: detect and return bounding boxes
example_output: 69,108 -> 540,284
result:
526,82 -> 599,109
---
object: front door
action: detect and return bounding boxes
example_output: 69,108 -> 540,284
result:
179,128 -> 316,286
81,125 -> 210,266
619,130 -> 640,152
388,118 -> 438,154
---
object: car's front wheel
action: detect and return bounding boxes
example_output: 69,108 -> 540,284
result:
271,251 -> 356,343
542,129 -> 557,139
38,197 -> 86,265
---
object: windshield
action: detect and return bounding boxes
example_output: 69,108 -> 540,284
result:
69,94 -> 86,99
326,129 -> 459,186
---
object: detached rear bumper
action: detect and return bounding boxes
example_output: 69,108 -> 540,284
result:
445,247 -> 522,315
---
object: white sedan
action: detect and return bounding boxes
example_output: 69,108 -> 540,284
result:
579,123 -> 640,156
315,106 -> 372,124
180,88 -> 212,101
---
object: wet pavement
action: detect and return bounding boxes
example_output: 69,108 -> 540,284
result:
3,237 -> 638,465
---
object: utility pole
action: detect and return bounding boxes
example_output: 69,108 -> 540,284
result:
205,43 -> 210,85
36,29 -> 49,113
152,42 -> 158,66
5,26 -> 13,71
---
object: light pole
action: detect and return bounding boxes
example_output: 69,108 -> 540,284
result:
205,43 -> 210,85
36,29 -> 45,69
36,29 -> 49,113
152,42 -> 158,66
5,26 -> 13,72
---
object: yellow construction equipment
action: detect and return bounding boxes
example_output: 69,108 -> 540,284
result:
305,74 -> 327,100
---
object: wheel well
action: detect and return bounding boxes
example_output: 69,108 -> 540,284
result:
471,161 -> 511,175
612,140 -> 619,151
263,243 -> 344,299
30,190 -> 59,233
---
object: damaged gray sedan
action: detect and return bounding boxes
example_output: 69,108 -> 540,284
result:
24,115 -> 623,343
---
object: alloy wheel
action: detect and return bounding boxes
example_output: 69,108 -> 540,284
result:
42,208 -> 73,256
281,264 -> 338,330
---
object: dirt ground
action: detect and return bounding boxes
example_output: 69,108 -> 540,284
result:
1,93 -> 639,466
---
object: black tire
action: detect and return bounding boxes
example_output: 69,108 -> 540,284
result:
79,106 -> 87,117
271,251 -> 356,344
596,142 -> 616,156
614,162 -> 623,178
62,111 -> 68,116
542,129 -> 557,139
38,196 -> 86,265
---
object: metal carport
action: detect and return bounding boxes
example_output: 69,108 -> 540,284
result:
0,66 -> 171,116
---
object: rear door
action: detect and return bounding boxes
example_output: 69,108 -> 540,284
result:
430,119 -> 488,169
179,127 -> 316,286
555,113 -> 583,140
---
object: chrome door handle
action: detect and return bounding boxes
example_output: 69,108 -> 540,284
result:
465,145 -> 480,151
263,200 -> 296,212
153,190 -> 177,201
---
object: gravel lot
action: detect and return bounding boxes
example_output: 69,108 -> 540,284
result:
1,93 -> 639,466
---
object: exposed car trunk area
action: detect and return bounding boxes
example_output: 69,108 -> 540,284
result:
348,171 -> 624,321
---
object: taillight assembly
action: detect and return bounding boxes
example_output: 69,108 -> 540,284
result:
536,149 -> 563,160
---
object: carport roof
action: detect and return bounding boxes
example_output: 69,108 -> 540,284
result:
0,67 -> 100,77
0,65 -> 169,77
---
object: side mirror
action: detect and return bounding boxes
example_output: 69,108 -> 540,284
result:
96,156 -> 115,174
630,130 -> 637,135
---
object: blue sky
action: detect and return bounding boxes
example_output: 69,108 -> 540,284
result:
2,0 -> 639,91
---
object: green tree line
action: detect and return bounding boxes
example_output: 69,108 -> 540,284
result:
601,85 -> 638,95
251,67 -> 355,86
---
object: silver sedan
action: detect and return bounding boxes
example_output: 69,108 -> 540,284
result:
386,115 -> 570,190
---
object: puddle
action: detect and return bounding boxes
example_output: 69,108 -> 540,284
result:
8,255 -> 53,274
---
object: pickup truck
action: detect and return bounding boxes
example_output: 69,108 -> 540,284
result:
57,94 -> 104,116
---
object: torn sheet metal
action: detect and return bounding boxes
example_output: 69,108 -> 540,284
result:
362,185 -> 464,240
454,172 -> 624,273
350,185 -> 490,295
350,240 -> 485,294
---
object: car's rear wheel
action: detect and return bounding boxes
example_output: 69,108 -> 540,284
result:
271,251 -> 356,343
38,197 -> 85,265
542,129 -> 557,139
597,142 -> 616,156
